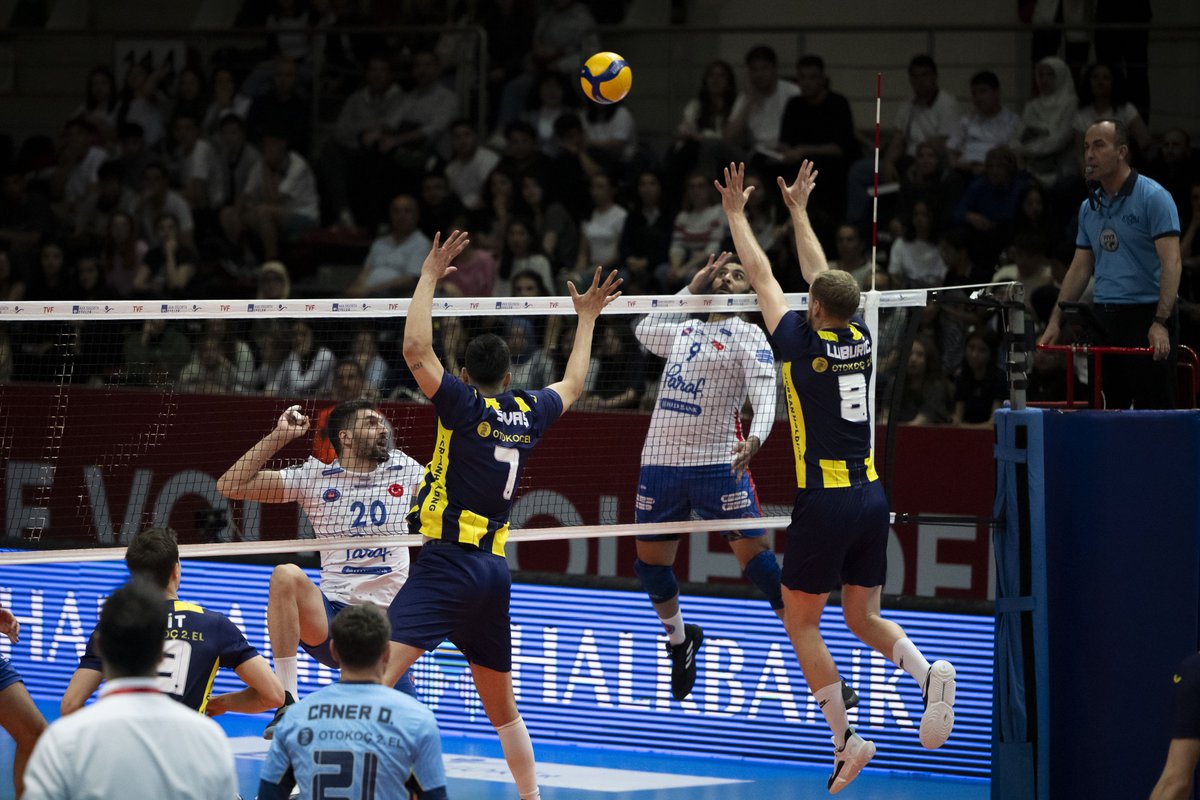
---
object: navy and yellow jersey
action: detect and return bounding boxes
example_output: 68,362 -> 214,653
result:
770,310 -> 879,489
80,599 -> 259,714
408,372 -> 564,556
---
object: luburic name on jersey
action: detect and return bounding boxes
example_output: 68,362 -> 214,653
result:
281,451 -> 424,606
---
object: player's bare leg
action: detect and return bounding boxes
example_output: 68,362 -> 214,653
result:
783,588 -> 875,793
842,584 -> 955,749
635,538 -> 703,701
264,563 -> 329,734
0,682 -> 47,798
471,663 -> 540,800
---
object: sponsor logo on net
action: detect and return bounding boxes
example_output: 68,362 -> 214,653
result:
71,304 -> 114,315
330,302 -> 371,313
246,303 -> 289,313
160,303 -> 201,314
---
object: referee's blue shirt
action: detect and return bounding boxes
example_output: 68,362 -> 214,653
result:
1076,169 -> 1180,304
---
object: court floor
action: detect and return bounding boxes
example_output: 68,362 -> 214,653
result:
1,700 -> 988,800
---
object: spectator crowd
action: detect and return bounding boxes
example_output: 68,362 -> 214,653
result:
1,0 -> 1197,423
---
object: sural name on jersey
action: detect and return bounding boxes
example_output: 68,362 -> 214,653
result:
495,409 -> 530,427
826,340 -> 872,360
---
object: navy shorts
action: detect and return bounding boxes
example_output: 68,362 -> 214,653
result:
635,464 -> 766,541
0,655 -> 22,694
1172,651 -> 1200,740
781,481 -> 890,594
305,595 -> 418,699
388,540 -> 513,673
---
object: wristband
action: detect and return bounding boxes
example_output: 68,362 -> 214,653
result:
1154,315 -> 1169,327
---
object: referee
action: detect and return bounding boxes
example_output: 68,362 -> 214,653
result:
1039,118 -> 1183,409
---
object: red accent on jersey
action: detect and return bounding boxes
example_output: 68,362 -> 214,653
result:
388,483 -> 404,497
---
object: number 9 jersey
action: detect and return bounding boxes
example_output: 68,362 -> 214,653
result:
770,311 -> 879,489
279,450 -> 425,607
408,372 -> 564,556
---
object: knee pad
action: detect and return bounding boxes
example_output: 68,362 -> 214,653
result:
634,559 -> 679,605
744,549 -> 784,610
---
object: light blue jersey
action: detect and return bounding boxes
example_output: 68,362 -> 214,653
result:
259,681 -> 446,799
1076,170 -> 1181,304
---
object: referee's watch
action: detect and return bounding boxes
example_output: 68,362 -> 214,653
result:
1153,315 -> 1170,327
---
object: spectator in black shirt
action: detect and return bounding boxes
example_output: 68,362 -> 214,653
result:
951,328 -> 1007,426
618,170 -> 672,294
247,56 -> 311,156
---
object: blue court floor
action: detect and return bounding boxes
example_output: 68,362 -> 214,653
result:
1,700 -> 988,800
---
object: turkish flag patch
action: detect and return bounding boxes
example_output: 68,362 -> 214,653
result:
388,483 -> 405,497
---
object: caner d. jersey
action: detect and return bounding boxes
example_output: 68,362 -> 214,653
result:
260,681 -> 446,800
635,312 -> 775,466
279,450 -> 425,606
409,372 -> 563,556
80,599 -> 258,714
770,310 -> 879,489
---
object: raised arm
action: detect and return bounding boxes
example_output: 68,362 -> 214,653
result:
777,160 -> 830,287
714,162 -> 788,334
547,266 -> 623,411
215,406 -> 309,503
402,231 -> 469,399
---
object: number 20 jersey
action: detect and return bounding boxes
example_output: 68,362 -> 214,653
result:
279,450 -> 425,606
770,311 -> 879,489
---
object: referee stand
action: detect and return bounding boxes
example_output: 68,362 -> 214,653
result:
993,406 -> 1200,799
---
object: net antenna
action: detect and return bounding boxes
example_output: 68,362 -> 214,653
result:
865,71 -> 883,452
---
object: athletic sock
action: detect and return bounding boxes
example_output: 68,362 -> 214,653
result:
496,716 -> 539,799
893,638 -> 932,686
659,610 -> 686,646
815,682 -> 850,749
274,656 -> 298,699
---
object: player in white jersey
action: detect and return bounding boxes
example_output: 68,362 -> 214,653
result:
632,252 -> 780,700
217,399 -> 425,736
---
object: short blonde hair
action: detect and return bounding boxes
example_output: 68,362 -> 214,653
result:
810,269 -> 860,320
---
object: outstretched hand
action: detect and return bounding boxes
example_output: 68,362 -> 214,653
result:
778,159 -> 818,213
420,230 -> 469,282
714,162 -> 754,216
688,251 -> 733,294
568,266 -> 623,322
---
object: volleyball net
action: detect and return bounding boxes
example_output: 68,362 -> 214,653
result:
0,286 -> 1019,565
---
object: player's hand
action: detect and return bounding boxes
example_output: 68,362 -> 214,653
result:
420,230 -> 468,282
1148,320 -> 1171,360
730,435 -> 761,478
1037,320 -> 1061,348
688,251 -> 732,294
568,266 -> 623,322
275,405 -> 311,438
714,162 -> 754,216
204,694 -> 228,717
0,608 -> 19,644
777,159 -> 818,213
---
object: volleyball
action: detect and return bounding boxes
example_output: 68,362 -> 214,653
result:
579,51 -> 632,104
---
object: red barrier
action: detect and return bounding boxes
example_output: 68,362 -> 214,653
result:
0,385 -> 995,598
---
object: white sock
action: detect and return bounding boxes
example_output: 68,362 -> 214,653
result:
659,610 -> 686,646
274,656 -> 298,698
495,716 -> 539,798
892,638 -> 932,686
815,682 -> 850,748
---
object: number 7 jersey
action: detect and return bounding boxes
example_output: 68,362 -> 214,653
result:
408,372 -> 564,556
279,450 -> 425,607
769,311 -> 879,489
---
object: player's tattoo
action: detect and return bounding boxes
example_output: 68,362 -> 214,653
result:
411,362 -> 423,370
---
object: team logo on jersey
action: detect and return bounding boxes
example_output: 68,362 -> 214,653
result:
477,421 -> 492,437
322,488 -> 342,502
812,357 -> 829,373
388,483 -> 404,497
1100,227 -> 1119,252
